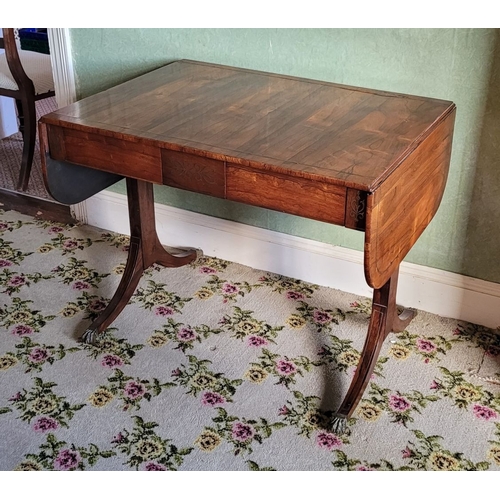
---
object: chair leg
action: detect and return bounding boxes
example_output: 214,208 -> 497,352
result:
15,99 -> 25,138
16,96 -> 37,192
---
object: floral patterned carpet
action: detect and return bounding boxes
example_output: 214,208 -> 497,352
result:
1,208 -> 500,471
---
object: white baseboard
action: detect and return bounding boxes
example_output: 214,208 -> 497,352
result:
75,191 -> 500,330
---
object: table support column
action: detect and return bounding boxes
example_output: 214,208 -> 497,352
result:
81,178 -> 199,344
331,267 -> 416,434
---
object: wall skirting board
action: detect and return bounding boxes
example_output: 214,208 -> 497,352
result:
73,191 -> 500,330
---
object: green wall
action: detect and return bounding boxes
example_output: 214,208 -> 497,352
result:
69,28 -> 500,284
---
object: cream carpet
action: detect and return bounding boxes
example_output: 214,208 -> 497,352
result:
0,209 -> 499,471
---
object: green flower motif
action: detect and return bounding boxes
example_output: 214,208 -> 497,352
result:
148,318 -> 222,353
112,416 -> 192,470
279,391 -> 344,439
347,299 -> 372,316
245,348 -> 321,388
17,433 -> 115,471
7,377 -> 85,427
294,301 -> 346,333
0,297 -> 56,335
82,329 -> 144,366
52,257 -> 110,286
0,219 -> 25,233
132,280 -> 191,313
39,233 -> 94,255
172,355 -> 242,403
195,275 -> 254,303
318,335 -> 386,375
0,238 -> 33,264
358,383 -> 439,427
390,330 -> 458,363
431,367 -> 500,414
256,273 -> 319,298
196,408 -> 285,456
454,323 -> 500,356
190,255 -> 231,274
89,369 -> 175,411
402,430 -> 490,471
0,269 -> 52,296
60,292 -> 109,321
1,337 -> 80,373
219,306 -> 283,343
96,232 -> 130,248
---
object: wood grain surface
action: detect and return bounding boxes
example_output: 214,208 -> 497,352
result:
364,109 -> 456,289
40,60 -> 455,192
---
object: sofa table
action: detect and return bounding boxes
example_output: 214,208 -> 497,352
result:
39,60 -> 456,433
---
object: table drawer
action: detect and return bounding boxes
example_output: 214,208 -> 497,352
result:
162,150 -> 225,198
226,164 -> 346,225
48,126 -> 162,183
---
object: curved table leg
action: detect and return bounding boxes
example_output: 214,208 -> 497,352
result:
331,267 -> 416,434
81,178 -> 199,345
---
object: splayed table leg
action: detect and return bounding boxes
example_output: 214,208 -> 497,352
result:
331,267 -> 416,434
81,178 -> 200,345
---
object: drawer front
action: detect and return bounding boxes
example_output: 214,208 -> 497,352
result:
226,164 -> 346,225
50,126 -> 162,183
162,150 -> 225,198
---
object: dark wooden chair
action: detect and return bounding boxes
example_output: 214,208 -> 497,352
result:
0,28 -> 55,191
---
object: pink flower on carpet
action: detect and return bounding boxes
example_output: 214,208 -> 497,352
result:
402,446 -> 413,459
0,223 -> 8,231
199,266 -> 217,275
123,381 -> 146,400
316,432 -> 342,451
313,309 -> 333,324
275,359 -> 297,375
8,275 -> 26,286
33,416 -> 59,433
247,336 -> 268,347
416,338 -> 437,353
171,368 -> 181,377
201,391 -> 226,407
9,392 -> 22,402
88,299 -> 107,313
350,302 -> 360,307
111,432 -> 125,444
430,380 -> 441,390
177,327 -> 196,341
54,449 -> 82,471
101,354 -> 124,368
231,422 -> 255,442
286,291 -> 305,300
473,404 -> 498,421
145,462 -> 167,471
28,348 -> 50,363
278,405 -> 290,416
63,240 -> 79,249
0,259 -> 13,267
155,306 -> 174,316
11,325 -> 33,337
388,394 -> 411,412
356,466 -> 374,471
222,283 -> 239,295
48,226 -> 64,234
72,281 -> 90,290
